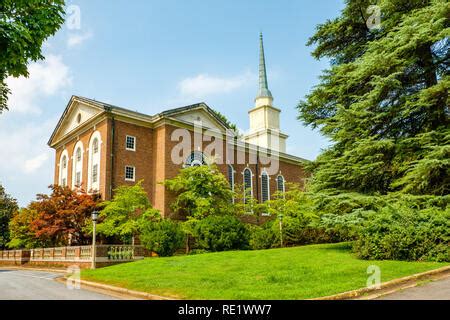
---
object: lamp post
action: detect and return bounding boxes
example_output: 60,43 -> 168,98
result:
91,211 -> 98,269
278,213 -> 284,247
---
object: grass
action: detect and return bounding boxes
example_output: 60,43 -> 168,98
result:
81,243 -> 448,299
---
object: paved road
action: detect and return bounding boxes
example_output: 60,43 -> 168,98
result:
377,276 -> 450,300
0,269 -> 117,300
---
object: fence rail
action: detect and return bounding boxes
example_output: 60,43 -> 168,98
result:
0,245 -> 149,268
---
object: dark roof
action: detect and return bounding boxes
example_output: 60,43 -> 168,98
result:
48,95 -> 231,146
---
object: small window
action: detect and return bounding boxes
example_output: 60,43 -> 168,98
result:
77,113 -> 82,123
126,136 -> 136,151
62,156 -> 67,169
125,166 -> 135,181
92,164 -> 98,183
62,178 -> 67,187
93,138 -> 99,154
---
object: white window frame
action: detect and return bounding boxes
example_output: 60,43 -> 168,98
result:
72,141 -> 84,189
125,165 -> 136,182
276,174 -> 286,194
87,131 -> 102,193
59,150 -> 69,187
125,135 -> 136,151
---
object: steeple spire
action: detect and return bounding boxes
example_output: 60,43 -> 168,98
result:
257,32 -> 272,99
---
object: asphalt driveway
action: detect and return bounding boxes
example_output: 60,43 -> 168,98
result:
0,269 -> 118,300
376,275 -> 450,300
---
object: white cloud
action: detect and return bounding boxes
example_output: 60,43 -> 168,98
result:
67,31 -> 93,48
6,54 -> 72,113
24,153 -> 50,173
178,72 -> 255,99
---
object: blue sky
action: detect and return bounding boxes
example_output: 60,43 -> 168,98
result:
0,0 -> 345,206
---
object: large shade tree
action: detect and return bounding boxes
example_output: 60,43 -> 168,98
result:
298,0 -> 449,198
0,184 -> 18,249
0,0 -> 66,113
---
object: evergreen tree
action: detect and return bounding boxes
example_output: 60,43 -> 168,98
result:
298,0 -> 449,197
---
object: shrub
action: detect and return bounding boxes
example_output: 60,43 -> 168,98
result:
249,222 -> 277,250
140,219 -> 184,257
353,204 -> 449,262
192,215 -> 249,252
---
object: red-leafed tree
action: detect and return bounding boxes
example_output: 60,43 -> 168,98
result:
29,185 -> 101,246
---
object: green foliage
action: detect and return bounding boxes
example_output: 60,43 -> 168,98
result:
8,208 -> 45,249
0,185 -> 18,249
191,215 -> 250,252
140,219 -> 184,257
353,204 -> 450,262
164,165 -> 234,219
298,0 -> 449,197
96,181 -> 160,242
249,222 -> 277,250
0,0 -> 66,113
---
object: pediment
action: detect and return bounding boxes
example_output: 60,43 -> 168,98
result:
49,97 -> 104,146
170,107 -> 227,133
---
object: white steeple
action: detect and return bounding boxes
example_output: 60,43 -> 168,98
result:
245,33 -> 288,153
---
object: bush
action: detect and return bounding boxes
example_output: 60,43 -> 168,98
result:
140,219 -> 184,257
192,215 -> 250,252
249,222 -> 277,250
353,204 -> 449,262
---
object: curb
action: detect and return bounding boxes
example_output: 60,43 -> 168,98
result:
312,265 -> 450,300
60,277 -> 175,300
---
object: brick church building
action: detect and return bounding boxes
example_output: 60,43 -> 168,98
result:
48,34 -> 308,217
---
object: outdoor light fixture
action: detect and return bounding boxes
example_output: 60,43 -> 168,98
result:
91,210 -> 99,269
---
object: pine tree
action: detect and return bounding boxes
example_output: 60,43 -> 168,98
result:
298,0 -> 449,198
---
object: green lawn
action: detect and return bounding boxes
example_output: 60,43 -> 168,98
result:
81,243 -> 447,299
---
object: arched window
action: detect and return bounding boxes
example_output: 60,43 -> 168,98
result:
72,141 -> 84,188
261,171 -> 270,202
88,132 -> 102,192
185,151 -> 206,167
277,175 -> 285,194
243,168 -> 253,203
59,150 -> 69,187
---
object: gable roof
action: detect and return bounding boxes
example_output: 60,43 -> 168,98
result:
48,95 -> 231,147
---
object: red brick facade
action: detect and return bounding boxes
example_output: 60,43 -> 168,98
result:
50,97 -> 308,218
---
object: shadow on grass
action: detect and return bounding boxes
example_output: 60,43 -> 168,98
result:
318,242 -> 353,252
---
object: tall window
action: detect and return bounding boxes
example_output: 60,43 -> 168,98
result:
92,138 -> 99,154
59,150 -> 69,187
261,171 -> 270,202
126,135 -> 136,151
243,168 -> 253,203
88,132 -> 101,192
72,142 -> 84,188
277,175 -> 285,194
92,164 -> 98,183
227,165 -> 235,203
185,151 -> 205,167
